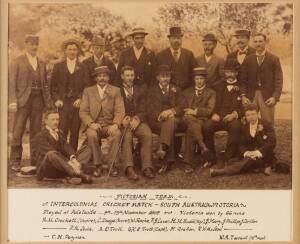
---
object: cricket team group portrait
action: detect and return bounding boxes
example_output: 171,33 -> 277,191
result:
7,2 -> 293,189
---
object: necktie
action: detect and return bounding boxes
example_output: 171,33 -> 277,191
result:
124,86 -> 133,100
257,55 -> 265,66
195,89 -> 202,96
173,50 -> 179,62
51,129 -> 59,141
161,86 -> 168,95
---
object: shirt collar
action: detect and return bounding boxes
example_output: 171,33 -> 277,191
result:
238,46 -> 249,53
26,52 -> 37,60
159,83 -> 169,92
170,47 -> 181,55
46,125 -> 58,133
94,55 -> 103,62
195,85 -> 206,91
67,57 -> 77,64
226,79 -> 238,85
256,49 -> 267,56
133,45 -> 144,53
250,119 -> 259,128
97,84 -> 108,91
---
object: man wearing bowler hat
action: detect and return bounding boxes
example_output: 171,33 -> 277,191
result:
197,33 -> 225,90
117,27 -> 155,87
9,34 -> 53,171
155,27 -> 197,90
83,35 -> 117,86
51,38 -> 89,151
79,66 -> 125,177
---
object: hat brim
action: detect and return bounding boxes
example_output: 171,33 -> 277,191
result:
92,70 -> 111,77
168,34 -> 184,38
130,32 -> 148,36
62,40 -> 81,50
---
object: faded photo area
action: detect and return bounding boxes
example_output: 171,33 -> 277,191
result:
7,2 -> 292,189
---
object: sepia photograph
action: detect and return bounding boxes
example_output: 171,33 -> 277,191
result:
6,1 -> 293,190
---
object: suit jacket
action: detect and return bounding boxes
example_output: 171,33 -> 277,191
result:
239,119 -> 276,158
51,59 -> 89,102
145,84 -> 182,127
117,47 -> 156,87
196,54 -> 224,90
83,56 -> 117,86
120,84 -> 147,121
9,54 -> 52,107
239,51 -> 283,101
33,128 -> 75,170
155,48 -> 197,89
79,84 -> 125,127
179,86 -> 216,119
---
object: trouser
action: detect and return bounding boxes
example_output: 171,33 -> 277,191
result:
253,90 -> 275,125
10,93 -> 44,165
58,98 -> 81,151
85,126 -> 121,166
37,145 -> 92,180
121,122 -> 153,171
203,119 -> 241,162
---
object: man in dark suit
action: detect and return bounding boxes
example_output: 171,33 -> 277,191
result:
210,103 -> 276,177
83,36 -> 117,86
9,35 -> 53,171
79,66 -> 125,177
179,67 -> 216,173
33,110 -> 92,184
155,27 -> 197,90
117,27 -> 156,87
203,59 -> 243,165
51,38 -> 89,150
239,33 -> 283,124
146,65 -> 185,173
197,33 -> 224,90
119,66 -> 155,180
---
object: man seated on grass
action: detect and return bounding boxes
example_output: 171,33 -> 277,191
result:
210,103 -> 276,177
33,110 -> 93,185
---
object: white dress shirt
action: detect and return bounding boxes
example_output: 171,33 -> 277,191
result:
46,125 -> 59,141
237,46 -> 249,64
170,48 -> 181,60
67,58 -> 76,74
195,85 -> 206,96
123,86 -> 134,98
94,55 -> 104,66
97,84 -> 107,99
205,54 -> 212,63
249,120 -> 259,138
26,52 -> 38,71
256,49 -> 267,65
133,46 -> 144,60
159,84 -> 169,94
226,79 -> 238,92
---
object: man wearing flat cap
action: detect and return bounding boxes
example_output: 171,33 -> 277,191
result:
155,27 -> 197,90
203,59 -> 243,165
79,66 -> 125,177
117,27 -> 155,87
51,38 -> 89,151
145,65 -> 185,173
83,36 -> 117,86
9,34 -> 53,171
178,67 -> 216,173
197,33 -> 225,91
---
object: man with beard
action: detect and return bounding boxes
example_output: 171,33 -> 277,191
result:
83,36 -> 117,86
9,35 -> 53,171
51,39 -> 89,150
203,59 -> 243,165
155,27 -> 197,90
197,33 -> 225,90
120,66 -> 155,180
117,27 -> 155,87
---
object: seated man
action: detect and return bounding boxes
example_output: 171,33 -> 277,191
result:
180,67 -> 216,173
210,103 -> 276,177
120,66 -> 154,180
33,110 -> 92,184
79,66 -> 125,177
146,65 -> 185,173
203,59 -> 243,164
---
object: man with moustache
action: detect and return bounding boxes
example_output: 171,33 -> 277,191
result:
239,33 -> 283,124
155,27 -> 197,90
146,65 -> 185,173
79,66 -> 125,177
179,67 -> 216,173
51,39 -> 89,151
120,66 -> 155,180
83,36 -> 117,86
197,33 -> 225,90
9,35 -> 53,171
117,27 -> 155,87
203,59 -> 243,165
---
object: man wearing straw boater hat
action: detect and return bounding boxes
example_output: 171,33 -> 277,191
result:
83,35 -> 117,86
155,26 -> 197,90
79,66 -> 125,177
51,38 -> 89,151
117,27 -> 155,87
9,34 -> 53,171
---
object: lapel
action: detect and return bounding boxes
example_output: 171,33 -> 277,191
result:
167,48 -> 177,63
44,128 -> 59,146
23,54 -> 35,73
37,57 -> 44,84
91,84 -> 102,105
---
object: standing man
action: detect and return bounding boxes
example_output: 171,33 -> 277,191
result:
9,35 -> 52,171
51,38 -> 89,150
120,66 -> 155,180
83,36 -> 117,86
146,65 -> 185,173
79,66 -> 125,177
155,27 -> 197,90
239,33 -> 283,124
117,27 -> 155,87
197,33 -> 224,90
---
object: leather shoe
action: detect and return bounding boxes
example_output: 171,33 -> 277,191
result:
63,177 -> 82,185
158,161 -> 173,174
264,166 -> 272,176
80,173 -> 93,184
93,167 -> 102,177
184,163 -> 194,174
11,161 -> 21,172
126,167 -> 139,181
210,168 -> 225,177
143,167 -> 155,179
